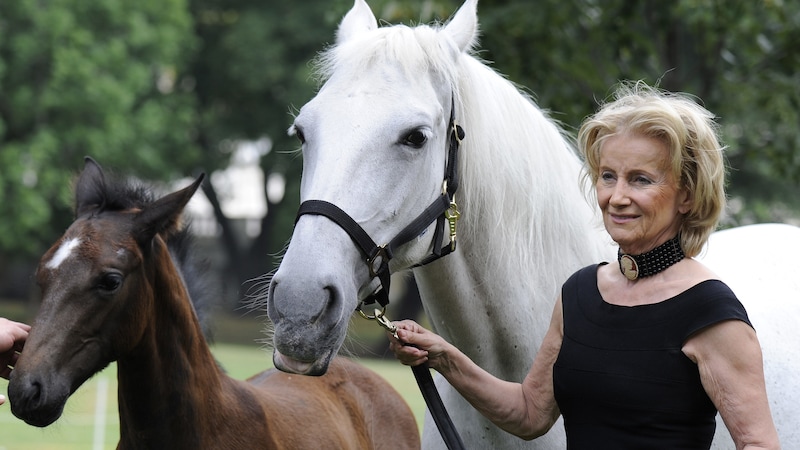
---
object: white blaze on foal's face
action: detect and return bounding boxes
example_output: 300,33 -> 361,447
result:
45,237 -> 82,270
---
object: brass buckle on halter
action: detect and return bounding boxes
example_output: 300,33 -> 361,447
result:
445,198 -> 460,251
452,122 -> 464,145
367,245 -> 389,278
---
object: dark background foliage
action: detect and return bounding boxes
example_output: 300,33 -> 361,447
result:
1,0 -> 798,305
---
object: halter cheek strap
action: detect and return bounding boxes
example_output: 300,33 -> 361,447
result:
294,96 -> 464,311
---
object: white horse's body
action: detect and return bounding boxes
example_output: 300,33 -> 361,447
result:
699,223 -> 800,448
267,1 -> 799,448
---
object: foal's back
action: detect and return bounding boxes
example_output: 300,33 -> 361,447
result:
245,357 -> 420,449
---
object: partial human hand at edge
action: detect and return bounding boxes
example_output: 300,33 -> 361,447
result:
0,318 -> 31,383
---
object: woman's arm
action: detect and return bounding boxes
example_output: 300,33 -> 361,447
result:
390,297 -> 564,439
683,320 -> 780,450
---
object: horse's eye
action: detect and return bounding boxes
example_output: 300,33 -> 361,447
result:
96,272 -> 123,293
294,127 -> 306,145
403,129 -> 427,148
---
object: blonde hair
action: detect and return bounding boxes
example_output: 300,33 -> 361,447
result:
578,81 -> 726,257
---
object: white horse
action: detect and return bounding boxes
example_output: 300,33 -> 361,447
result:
266,0 -> 800,448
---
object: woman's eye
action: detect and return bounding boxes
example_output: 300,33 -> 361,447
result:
97,273 -> 123,293
403,130 -> 427,148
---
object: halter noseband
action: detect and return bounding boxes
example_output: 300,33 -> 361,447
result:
294,97 -> 465,314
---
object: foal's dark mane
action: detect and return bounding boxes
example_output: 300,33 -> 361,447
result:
80,170 -> 218,338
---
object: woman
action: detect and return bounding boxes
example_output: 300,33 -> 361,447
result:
389,82 -> 780,449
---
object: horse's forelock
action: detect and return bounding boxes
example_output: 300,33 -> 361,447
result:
95,177 -> 156,213
314,22 -> 461,90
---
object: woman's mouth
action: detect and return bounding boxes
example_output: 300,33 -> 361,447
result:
610,213 -> 639,224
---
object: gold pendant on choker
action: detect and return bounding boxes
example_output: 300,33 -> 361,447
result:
619,254 -> 639,280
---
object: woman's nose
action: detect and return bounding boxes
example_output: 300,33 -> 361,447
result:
609,181 -> 631,205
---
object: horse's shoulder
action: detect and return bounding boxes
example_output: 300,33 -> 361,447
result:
245,367 -> 281,385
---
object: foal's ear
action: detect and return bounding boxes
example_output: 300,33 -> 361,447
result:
336,0 -> 377,44
443,0 -> 479,53
133,174 -> 205,247
75,156 -> 108,217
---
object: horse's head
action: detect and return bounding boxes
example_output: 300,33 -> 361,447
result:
267,0 -> 478,375
9,157 -> 203,427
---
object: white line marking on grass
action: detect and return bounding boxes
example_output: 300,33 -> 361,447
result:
92,377 -> 109,450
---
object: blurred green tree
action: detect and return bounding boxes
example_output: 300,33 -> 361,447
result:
185,0 -> 353,299
1,0 -> 797,301
0,0 -> 201,259
475,0 -> 800,223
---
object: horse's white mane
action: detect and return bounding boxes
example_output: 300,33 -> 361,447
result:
314,18 -> 608,295
455,56 -> 607,289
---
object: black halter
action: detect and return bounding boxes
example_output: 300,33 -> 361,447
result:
294,97 -> 464,313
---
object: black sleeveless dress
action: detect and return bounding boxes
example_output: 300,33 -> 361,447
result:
553,263 -> 751,449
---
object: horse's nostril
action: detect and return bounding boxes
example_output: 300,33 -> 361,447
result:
318,285 -> 339,324
267,281 -> 283,321
14,377 -> 44,407
30,381 -> 43,402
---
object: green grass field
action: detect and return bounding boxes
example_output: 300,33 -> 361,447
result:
0,343 -> 426,450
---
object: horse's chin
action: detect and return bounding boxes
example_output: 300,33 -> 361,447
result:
272,350 -> 331,376
14,404 -> 66,428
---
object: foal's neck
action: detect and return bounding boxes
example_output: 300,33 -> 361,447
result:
115,242 -> 227,449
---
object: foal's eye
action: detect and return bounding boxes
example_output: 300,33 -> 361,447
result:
96,272 -> 123,293
403,129 -> 428,148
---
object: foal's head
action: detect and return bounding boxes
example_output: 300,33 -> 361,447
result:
9,157 -> 203,427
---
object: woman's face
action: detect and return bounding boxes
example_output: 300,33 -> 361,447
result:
596,133 -> 691,254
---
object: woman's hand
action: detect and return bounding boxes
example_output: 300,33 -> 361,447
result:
387,319 -> 450,371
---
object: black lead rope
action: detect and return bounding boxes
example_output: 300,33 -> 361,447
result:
375,312 -> 466,450
412,364 -> 466,449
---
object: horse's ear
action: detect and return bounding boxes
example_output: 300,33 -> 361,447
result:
75,156 -> 107,217
442,0 -> 479,53
336,0 -> 377,44
133,174 -> 205,247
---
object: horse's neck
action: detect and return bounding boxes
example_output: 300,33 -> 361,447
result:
415,188 -> 612,382
415,247 -> 548,380
415,80 -> 614,380
115,249 -> 229,448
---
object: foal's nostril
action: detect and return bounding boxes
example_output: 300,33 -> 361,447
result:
30,380 -> 43,403
14,377 -> 44,407
9,374 -> 43,419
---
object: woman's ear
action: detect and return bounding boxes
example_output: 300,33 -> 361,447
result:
678,188 -> 693,215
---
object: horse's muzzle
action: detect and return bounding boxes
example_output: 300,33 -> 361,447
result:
8,371 -> 70,427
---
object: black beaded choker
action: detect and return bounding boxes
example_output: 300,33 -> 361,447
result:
617,235 -> 685,281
